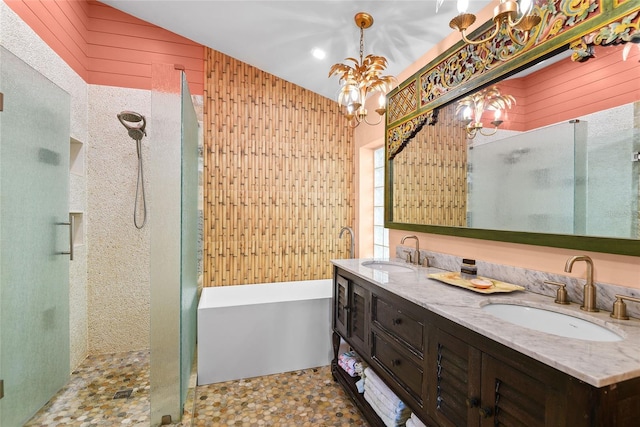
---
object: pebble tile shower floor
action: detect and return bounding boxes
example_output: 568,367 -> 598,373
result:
25,351 -> 367,426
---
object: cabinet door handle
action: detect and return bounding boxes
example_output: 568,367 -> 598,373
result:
392,318 -> 402,326
479,406 -> 493,418
465,397 -> 479,408
391,359 -> 401,367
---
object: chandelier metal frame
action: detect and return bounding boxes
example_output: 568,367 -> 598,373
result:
328,12 -> 396,128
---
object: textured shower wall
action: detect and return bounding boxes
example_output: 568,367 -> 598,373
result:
3,0 -> 205,361
0,2 -> 89,370
87,85 -> 151,354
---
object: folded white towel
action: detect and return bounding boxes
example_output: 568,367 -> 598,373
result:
364,389 -> 410,427
410,413 -> 427,427
406,418 -> 415,427
364,379 -> 408,416
364,368 -> 407,411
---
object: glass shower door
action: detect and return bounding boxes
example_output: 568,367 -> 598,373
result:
0,47 -> 71,426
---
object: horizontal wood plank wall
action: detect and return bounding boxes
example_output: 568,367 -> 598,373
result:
497,44 -> 637,132
5,0 -> 204,95
203,48 -> 355,286
393,103 -> 467,227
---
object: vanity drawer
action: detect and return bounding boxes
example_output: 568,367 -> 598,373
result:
371,330 -> 423,404
372,295 -> 424,354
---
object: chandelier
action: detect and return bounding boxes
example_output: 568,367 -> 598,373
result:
455,86 -> 515,139
449,0 -> 541,46
328,12 -> 396,127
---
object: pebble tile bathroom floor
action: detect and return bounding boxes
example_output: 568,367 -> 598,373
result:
25,350 -> 366,426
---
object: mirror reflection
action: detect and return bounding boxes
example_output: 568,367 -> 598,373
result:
391,43 -> 640,240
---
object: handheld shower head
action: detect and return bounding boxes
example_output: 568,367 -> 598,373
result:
117,111 -> 147,141
117,110 -> 149,229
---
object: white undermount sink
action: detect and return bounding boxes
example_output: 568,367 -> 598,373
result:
361,260 -> 414,273
482,303 -> 623,342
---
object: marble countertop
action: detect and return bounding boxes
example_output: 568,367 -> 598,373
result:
332,258 -> 640,388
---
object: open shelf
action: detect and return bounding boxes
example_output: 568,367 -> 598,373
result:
70,138 -> 84,176
331,360 -> 385,427
69,211 -> 84,246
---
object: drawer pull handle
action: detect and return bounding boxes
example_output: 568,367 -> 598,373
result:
392,318 -> 402,325
479,406 -> 493,418
465,397 -> 479,408
391,359 -> 401,367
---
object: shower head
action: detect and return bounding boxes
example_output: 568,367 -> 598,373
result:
117,111 -> 147,141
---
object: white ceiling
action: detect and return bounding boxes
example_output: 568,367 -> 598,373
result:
100,1 -> 491,100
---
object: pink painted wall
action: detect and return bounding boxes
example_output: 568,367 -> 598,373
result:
500,43 -> 639,132
5,0 -> 204,94
355,8 -> 640,291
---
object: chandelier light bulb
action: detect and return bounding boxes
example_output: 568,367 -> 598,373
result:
350,87 -> 360,102
493,109 -> 502,120
457,0 -> 469,14
519,0 -> 533,15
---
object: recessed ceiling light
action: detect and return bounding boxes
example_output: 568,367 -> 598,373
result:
311,47 -> 326,60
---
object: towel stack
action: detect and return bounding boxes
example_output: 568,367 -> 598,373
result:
363,367 -> 411,427
406,412 -> 427,427
338,351 -> 364,377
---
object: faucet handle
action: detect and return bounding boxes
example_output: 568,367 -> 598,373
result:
421,256 -> 432,268
544,280 -> 570,305
403,250 -> 413,264
611,294 -> 640,320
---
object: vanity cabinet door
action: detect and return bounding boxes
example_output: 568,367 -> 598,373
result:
333,274 -> 368,354
348,283 -> 368,352
480,354 -> 565,427
427,328 -> 481,427
334,275 -> 349,338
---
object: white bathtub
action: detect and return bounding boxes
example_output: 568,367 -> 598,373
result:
197,279 -> 333,385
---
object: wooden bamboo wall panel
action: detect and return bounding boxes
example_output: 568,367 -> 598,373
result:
392,103 -> 467,226
203,48 -> 355,286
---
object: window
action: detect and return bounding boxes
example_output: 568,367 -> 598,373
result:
373,147 -> 389,258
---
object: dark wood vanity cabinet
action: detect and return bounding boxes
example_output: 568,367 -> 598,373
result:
428,324 -> 569,427
331,266 -> 640,427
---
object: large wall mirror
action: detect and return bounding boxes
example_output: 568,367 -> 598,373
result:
385,1 -> 640,256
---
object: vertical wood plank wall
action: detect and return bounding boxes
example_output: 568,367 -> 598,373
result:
392,103 -> 467,226
203,48 -> 355,287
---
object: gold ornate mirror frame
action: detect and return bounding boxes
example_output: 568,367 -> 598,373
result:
385,0 -> 640,256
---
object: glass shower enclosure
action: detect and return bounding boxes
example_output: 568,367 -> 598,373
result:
0,47 -> 71,426
149,64 -> 199,425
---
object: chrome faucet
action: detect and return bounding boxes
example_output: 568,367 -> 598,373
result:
339,226 -> 355,259
564,255 -> 598,312
401,235 -> 420,266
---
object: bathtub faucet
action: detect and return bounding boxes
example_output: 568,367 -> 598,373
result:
339,226 -> 355,259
